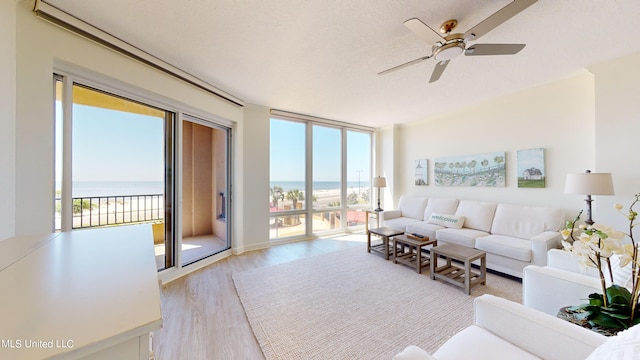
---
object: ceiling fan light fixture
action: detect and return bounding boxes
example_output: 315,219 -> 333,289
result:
433,42 -> 465,61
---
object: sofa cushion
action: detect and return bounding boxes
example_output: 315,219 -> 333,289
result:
398,195 -> 428,221
423,198 -> 459,221
612,257 -> 634,291
436,228 -> 489,248
491,203 -> 564,239
383,217 -> 421,232
454,200 -> 497,232
427,213 -> 465,229
406,222 -> 444,239
476,235 -> 532,262
586,323 -> 640,359
433,325 -> 540,360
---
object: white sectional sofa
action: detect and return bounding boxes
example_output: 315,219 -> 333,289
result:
394,294 -> 640,360
380,195 -> 565,278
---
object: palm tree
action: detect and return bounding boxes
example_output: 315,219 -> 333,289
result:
286,189 -> 304,209
270,186 -> 284,208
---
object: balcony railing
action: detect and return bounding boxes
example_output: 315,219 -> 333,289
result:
70,194 -> 164,229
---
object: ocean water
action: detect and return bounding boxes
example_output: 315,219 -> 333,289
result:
72,181 -> 164,197
270,181 -> 370,192
72,180 -> 368,197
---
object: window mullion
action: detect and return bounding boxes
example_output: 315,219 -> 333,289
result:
340,128 -> 347,231
61,77 -> 73,232
305,122 -> 313,237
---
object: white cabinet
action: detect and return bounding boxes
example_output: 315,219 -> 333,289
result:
0,225 -> 162,360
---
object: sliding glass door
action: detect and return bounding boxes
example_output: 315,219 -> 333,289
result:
181,117 -> 231,265
54,72 -> 233,271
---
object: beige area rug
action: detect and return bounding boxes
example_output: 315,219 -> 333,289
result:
233,246 -> 522,360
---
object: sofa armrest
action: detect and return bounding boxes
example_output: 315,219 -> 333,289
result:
379,209 -> 401,222
522,265 -> 601,316
530,231 -> 562,266
474,294 -> 605,360
547,248 -> 601,276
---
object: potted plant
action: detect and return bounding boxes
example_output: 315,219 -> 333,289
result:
561,194 -> 640,330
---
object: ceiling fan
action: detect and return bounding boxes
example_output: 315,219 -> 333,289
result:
378,0 -> 537,83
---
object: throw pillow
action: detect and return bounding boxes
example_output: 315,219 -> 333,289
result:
427,212 -> 465,229
612,257 -> 634,291
393,345 -> 436,360
586,324 -> 640,359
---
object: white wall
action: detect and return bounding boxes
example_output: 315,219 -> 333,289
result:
237,105 -> 271,252
375,125 -> 397,210
0,1 -> 17,240
14,3 -> 243,237
384,72 -> 597,218
590,53 -> 640,230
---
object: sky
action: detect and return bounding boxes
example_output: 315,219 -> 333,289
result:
56,102 -> 164,183
269,118 -> 371,183
56,104 -> 371,186
516,148 -> 545,176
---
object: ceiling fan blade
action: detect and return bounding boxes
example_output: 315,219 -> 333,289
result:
465,44 -> 525,56
404,18 -> 445,46
429,60 -> 449,83
378,55 -> 432,75
463,0 -> 537,41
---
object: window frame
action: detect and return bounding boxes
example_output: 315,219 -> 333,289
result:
53,63 -> 235,271
269,112 -> 374,240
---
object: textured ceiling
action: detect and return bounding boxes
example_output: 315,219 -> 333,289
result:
45,0 -> 640,128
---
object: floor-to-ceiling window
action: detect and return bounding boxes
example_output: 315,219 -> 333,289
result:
346,130 -> 372,229
269,114 -> 373,240
269,119 -> 306,239
312,125 -> 342,233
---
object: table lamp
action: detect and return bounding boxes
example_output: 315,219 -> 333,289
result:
373,176 -> 387,212
564,170 -> 615,225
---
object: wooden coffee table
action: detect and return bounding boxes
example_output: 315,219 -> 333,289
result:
393,234 -> 437,273
367,227 -> 404,260
430,243 -> 486,295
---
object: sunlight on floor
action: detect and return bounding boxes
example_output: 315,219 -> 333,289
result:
324,232 -> 368,242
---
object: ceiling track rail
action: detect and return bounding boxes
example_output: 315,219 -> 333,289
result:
33,0 -> 245,108
270,109 -> 375,133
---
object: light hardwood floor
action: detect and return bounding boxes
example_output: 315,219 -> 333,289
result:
152,234 -> 366,360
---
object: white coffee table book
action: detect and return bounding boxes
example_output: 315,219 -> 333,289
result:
0,224 -> 162,360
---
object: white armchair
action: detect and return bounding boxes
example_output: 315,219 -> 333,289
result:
394,294 -> 606,360
521,248 -> 630,316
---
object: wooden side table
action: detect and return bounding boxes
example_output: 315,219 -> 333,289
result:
364,210 -> 380,231
393,234 -> 437,273
430,243 -> 486,295
367,227 -> 404,260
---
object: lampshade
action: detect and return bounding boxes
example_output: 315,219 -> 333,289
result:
373,176 -> 387,188
564,171 -> 615,195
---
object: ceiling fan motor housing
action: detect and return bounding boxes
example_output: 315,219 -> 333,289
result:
432,35 -> 466,61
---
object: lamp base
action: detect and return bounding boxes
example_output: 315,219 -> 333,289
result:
585,195 -> 594,226
374,207 -> 383,212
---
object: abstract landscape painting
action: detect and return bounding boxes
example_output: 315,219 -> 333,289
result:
434,151 -> 506,187
517,148 -> 545,188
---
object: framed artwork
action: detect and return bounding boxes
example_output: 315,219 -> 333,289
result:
434,151 -> 506,187
517,148 -> 545,188
415,159 -> 428,185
